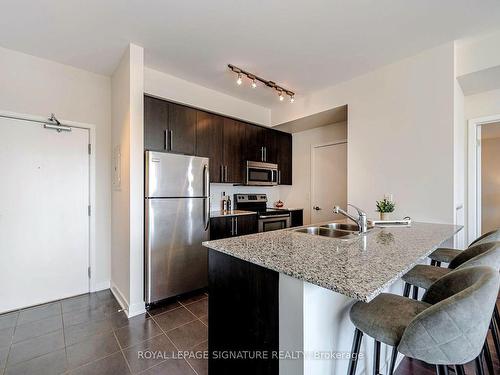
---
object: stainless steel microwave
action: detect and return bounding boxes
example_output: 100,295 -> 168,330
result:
246,161 -> 278,186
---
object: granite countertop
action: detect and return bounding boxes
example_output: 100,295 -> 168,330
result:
210,210 -> 257,218
203,222 -> 461,302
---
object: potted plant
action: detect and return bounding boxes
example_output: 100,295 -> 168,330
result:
376,198 -> 395,221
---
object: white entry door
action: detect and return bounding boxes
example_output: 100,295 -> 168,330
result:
0,116 -> 90,313
311,142 -> 347,223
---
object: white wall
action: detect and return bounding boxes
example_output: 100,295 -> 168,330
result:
279,122 -> 347,224
0,45 -> 111,291
144,67 -> 271,126
111,44 -> 145,317
210,184 -> 281,212
272,43 -> 456,223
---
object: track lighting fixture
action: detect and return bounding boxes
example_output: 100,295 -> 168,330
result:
228,64 -> 295,103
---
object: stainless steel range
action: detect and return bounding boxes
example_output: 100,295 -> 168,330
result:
234,194 -> 291,232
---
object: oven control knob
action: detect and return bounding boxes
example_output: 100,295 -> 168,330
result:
312,206 -> 322,211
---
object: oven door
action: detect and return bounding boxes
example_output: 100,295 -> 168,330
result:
246,161 -> 278,186
258,214 -> 291,232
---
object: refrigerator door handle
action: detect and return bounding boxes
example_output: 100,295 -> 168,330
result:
164,130 -> 168,150
203,164 -> 210,231
169,130 -> 173,151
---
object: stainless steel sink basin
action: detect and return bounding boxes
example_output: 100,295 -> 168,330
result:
320,223 -> 374,232
294,227 -> 357,239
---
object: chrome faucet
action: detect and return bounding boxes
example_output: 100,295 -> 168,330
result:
333,204 -> 368,233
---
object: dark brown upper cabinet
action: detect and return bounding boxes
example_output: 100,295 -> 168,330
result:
168,102 -> 197,155
276,131 -> 292,185
144,95 -> 169,152
196,111 -> 224,183
245,125 -> 278,164
144,95 -> 293,186
222,119 -> 246,183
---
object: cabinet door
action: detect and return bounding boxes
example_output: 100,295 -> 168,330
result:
223,119 -> 246,183
196,111 -> 223,183
210,217 -> 232,240
245,124 -> 266,162
236,214 -> 258,236
263,129 -> 277,164
144,95 -> 169,151
276,131 -> 292,185
168,102 -> 197,155
290,210 -> 303,227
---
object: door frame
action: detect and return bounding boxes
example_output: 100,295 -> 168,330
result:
310,140 -> 347,223
0,110 -> 98,292
467,114 -> 500,243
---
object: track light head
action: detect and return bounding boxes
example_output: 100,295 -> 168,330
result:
251,78 -> 257,88
290,95 -> 295,103
279,91 -> 284,101
236,73 -> 242,85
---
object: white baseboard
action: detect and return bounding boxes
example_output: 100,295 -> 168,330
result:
110,282 -> 146,318
110,282 -> 129,315
128,301 -> 147,317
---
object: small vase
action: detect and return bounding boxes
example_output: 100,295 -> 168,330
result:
380,212 -> 391,221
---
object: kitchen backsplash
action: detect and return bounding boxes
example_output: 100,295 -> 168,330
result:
210,184 -> 281,211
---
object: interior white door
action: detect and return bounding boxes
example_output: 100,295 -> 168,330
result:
0,116 -> 90,313
311,142 -> 347,223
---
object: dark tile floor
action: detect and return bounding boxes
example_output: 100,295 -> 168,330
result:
2,290 -> 498,375
0,290 -> 208,375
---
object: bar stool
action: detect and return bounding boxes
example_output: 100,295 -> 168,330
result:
402,242 -> 500,373
347,266 -> 500,375
429,229 -> 500,267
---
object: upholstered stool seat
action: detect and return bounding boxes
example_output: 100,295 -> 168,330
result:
428,248 -> 462,263
350,293 -> 430,346
402,265 -> 450,290
427,229 -> 500,266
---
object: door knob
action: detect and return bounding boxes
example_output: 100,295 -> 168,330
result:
313,206 -> 322,211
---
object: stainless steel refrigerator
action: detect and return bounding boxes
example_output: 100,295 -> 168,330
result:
145,151 -> 210,304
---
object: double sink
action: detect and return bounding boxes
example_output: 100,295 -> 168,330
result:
294,222 -> 374,240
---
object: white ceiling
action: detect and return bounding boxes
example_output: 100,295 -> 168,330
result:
2,0 -> 500,107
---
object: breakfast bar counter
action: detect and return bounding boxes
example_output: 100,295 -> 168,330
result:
203,222 -> 461,375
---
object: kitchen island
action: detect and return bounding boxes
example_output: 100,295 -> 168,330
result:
203,222 -> 461,375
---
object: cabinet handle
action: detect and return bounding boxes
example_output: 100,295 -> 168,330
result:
224,166 -> 228,182
220,165 -> 224,182
261,147 -> 264,162
235,217 -> 238,235
230,217 -> 235,236
169,130 -> 173,150
264,147 -> 267,162
164,130 -> 168,150
278,170 -> 281,184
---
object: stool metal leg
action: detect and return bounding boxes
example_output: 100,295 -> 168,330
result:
373,340 -> 380,375
494,305 -> 500,333
436,261 -> 442,267
388,346 -> 398,375
455,365 -> 465,375
412,286 -> 419,300
475,355 -> 485,375
436,365 -> 446,375
483,341 -> 494,375
431,260 -> 436,266
348,328 -> 363,375
403,282 -> 411,298
490,318 -> 500,358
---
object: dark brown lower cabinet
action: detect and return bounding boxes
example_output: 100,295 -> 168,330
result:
210,214 -> 258,240
208,249 -> 279,375
290,209 -> 303,227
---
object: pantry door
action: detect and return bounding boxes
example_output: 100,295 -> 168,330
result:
0,115 -> 90,313
311,141 -> 347,224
